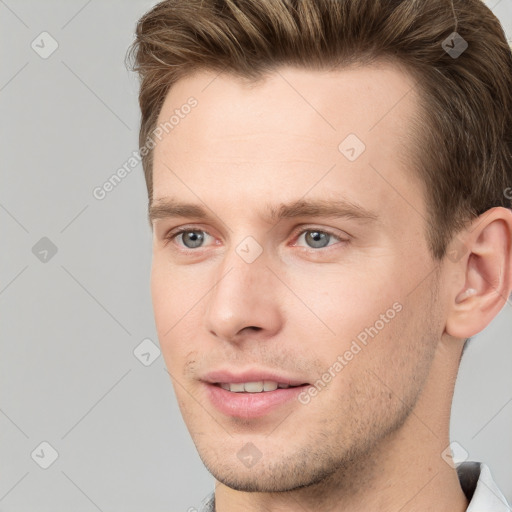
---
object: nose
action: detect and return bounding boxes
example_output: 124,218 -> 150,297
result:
204,247 -> 283,343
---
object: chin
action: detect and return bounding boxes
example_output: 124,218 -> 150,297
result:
197,442 -> 346,493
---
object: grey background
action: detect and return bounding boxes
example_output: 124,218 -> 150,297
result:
1,0 -> 511,510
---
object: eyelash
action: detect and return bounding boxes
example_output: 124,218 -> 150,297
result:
163,226 -> 348,251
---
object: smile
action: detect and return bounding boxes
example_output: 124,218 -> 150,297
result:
217,381 -> 304,392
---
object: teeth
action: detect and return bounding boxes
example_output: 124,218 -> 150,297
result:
228,383 -> 245,392
244,381 -> 264,392
219,381 -> 291,393
263,381 -> 278,391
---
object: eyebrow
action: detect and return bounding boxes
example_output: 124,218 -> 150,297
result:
149,197 -> 379,226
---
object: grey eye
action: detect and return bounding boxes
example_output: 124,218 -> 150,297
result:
180,230 -> 205,248
304,231 -> 331,248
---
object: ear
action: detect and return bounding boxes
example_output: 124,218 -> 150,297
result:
445,207 -> 512,339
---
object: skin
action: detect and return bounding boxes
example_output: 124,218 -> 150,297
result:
149,62 -> 512,511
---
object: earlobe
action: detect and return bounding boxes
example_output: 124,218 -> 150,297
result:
445,207 -> 512,340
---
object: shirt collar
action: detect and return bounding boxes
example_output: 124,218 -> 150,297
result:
457,461 -> 511,511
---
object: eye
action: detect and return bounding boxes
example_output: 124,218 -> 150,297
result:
295,229 -> 344,249
167,229 -> 214,249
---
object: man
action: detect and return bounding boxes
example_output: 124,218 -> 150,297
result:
128,0 -> 512,510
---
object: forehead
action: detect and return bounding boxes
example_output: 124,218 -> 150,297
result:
156,60 -> 418,139
152,62 -> 424,228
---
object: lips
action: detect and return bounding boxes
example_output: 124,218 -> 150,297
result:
201,369 -> 311,419
201,369 -> 309,388
218,381 -> 302,392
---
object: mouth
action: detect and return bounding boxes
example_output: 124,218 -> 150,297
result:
213,381 -> 307,392
203,377 -> 311,419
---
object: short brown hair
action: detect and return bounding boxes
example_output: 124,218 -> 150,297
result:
127,0 -> 512,260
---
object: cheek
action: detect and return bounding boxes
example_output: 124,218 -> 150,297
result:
150,255 -> 206,324
304,294 -> 435,435
281,261 -> 428,400
283,264 -> 403,342
150,265 -> 175,337
150,260 -> 203,371
350,282 -> 439,398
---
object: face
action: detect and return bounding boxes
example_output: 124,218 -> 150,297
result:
150,63 -> 445,492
